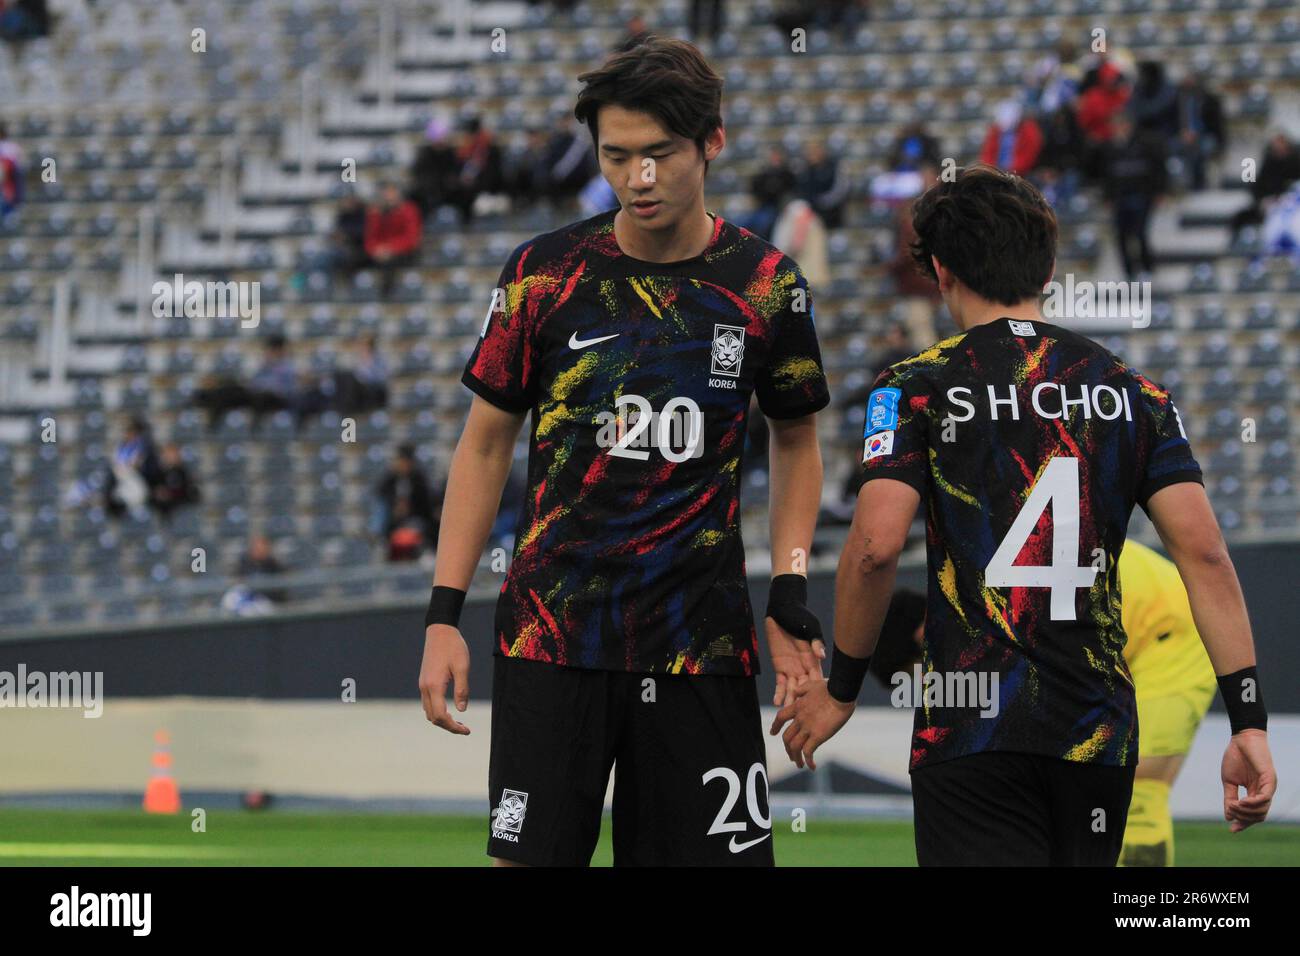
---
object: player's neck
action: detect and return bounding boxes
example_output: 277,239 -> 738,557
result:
613,204 -> 715,263
953,296 -> 1042,332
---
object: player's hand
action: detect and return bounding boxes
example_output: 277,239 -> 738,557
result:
768,679 -> 853,771
418,624 -> 471,735
765,617 -> 825,708
1221,729 -> 1276,832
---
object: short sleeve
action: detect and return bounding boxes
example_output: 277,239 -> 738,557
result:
461,242 -> 538,413
1135,378 -> 1203,513
754,269 -> 831,419
857,365 -> 928,496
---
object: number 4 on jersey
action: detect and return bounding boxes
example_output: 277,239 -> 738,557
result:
984,456 -> 1098,621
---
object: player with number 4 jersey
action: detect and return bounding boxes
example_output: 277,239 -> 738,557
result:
774,165 -> 1276,866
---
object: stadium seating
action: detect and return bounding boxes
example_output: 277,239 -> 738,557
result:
0,0 -> 1297,631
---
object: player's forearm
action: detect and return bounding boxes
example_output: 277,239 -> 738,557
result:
833,533 -> 898,658
767,417 -> 822,576
1147,483 -> 1258,676
431,437 -> 515,592
1174,549 -> 1258,675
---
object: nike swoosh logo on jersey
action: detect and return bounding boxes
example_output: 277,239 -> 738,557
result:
569,331 -> 620,349
728,832 -> 772,854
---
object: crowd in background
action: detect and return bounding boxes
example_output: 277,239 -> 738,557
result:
27,7 -> 1300,618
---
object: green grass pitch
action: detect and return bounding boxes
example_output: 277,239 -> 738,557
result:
1,810 -> 1297,866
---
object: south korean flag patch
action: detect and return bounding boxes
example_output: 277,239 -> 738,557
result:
863,429 -> 895,462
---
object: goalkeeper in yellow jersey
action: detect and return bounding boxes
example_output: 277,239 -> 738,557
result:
866,538 -> 1216,866
1113,538 -> 1217,865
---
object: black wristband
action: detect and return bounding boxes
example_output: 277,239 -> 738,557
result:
425,586 -> 466,629
766,573 -> 807,611
827,646 -> 871,704
1217,666 -> 1267,734
766,574 -> 823,643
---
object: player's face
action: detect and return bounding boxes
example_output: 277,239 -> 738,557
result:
595,104 -> 723,232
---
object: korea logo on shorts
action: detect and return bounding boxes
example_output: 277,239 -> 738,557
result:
491,788 -> 528,842
711,324 -> 746,377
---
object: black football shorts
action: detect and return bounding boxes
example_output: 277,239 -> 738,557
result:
486,654 -> 774,866
910,750 -> 1137,866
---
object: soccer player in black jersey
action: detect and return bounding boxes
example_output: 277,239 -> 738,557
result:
418,38 -> 831,865
775,166 -> 1276,865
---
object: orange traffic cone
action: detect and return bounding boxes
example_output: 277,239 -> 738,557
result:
143,729 -> 181,814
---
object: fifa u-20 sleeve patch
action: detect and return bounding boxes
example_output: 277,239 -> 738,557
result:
461,242 -> 539,413
863,387 -> 901,461
857,368 -> 928,495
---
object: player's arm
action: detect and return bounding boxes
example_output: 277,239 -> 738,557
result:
764,412 -> 827,704
753,261 -> 833,703
833,477 -> 921,661
1146,481 -> 1276,830
770,478 -> 920,768
418,396 -> 527,735
1147,483 -> 1255,673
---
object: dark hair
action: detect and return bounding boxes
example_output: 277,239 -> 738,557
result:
868,589 -> 928,690
909,164 -> 1057,306
396,443 -> 416,461
574,36 -> 723,173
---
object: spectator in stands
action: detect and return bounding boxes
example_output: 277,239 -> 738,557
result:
1229,131 -> 1300,241
334,334 -> 389,415
489,444 -> 529,551
1034,103 -> 1085,208
444,116 -> 504,225
502,124 -> 548,207
0,0 -> 49,42
978,99 -> 1043,176
374,444 -> 442,559
888,121 -> 942,173
0,122 -> 23,229
1128,61 -> 1179,141
773,0 -> 868,32
742,146 -> 795,241
873,322 -> 916,377
328,192 -> 367,275
538,118 -> 599,208
796,139 -> 848,230
578,170 -> 619,217
364,181 -> 422,298
150,442 -> 200,521
691,0 -> 725,44
409,118 -> 458,217
1026,40 -> 1082,116
836,323 -> 918,414
225,533 -> 288,610
615,11 -> 652,52
1098,111 -> 1167,280
772,197 -> 830,289
193,333 -> 298,429
889,162 -> 941,346
1173,73 -> 1225,192
104,416 -> 163,519
1076,59 -> 1130,159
